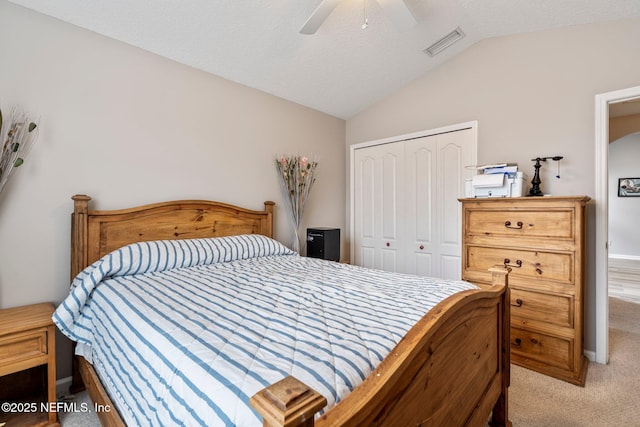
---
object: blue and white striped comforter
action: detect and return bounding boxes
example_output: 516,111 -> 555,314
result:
54,234 -> 477,426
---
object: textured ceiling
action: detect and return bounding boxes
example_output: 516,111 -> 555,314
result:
8,0 -> 640,119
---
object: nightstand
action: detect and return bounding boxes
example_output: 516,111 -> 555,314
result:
0,303 -> 59,426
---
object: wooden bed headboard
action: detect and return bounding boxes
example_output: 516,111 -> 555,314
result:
70,194 -> 275,280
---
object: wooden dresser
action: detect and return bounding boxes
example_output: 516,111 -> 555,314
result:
459,196 -> 590,386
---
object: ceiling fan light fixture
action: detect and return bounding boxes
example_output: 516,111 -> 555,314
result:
424,27 -> 465,57
299,0 -> 342,35
361,0 -> 369,29
299,0 -> 416,35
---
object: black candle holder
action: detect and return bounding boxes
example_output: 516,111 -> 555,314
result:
528,156 -> 563,197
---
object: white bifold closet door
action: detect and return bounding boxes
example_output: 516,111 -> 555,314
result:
353,128 -> 474,279
354,141 -> 405,273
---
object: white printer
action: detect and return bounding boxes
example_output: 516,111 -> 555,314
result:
465,171 -> 525,198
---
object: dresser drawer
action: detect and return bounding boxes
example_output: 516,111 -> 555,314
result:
466,245 -> 574,286
465,208 -> 575,243
511,327 -> 573,371
0,329 -> 48,375
511,288 -> 574,329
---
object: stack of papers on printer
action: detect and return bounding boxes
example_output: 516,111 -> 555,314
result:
477,163 -> 518,174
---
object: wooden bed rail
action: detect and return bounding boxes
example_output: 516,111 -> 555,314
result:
251,267 -> 511,427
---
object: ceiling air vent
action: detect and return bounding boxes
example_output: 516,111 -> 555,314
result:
424,27 -> 465,57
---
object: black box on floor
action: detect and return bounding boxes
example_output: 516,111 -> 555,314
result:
306,228 -> 340,261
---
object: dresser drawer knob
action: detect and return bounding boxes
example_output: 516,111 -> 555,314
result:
504,258 -> 522,268
536,268 -> 543,275
513,338 -> 522,347
511,298 -> 523,307
504,220 -> 523,229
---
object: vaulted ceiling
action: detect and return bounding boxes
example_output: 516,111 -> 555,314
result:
8,0 -> 640,119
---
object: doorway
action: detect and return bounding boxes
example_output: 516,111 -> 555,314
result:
594,85 -> 640,364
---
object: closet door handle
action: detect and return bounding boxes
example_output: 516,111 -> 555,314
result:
504,221 -> 523,229
419,245 -> 424,250
386,242 -> 390,247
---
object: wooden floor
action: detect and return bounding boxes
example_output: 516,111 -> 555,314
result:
608,258 -> 640,303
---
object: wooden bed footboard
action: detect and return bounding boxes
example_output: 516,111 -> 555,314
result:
251,267 -> 511,427
69,195 -> 510,427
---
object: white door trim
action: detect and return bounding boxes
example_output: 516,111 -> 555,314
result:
594,85 -> 640,364
349,121 -> 478,263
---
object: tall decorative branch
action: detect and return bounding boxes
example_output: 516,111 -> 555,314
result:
275,155 -> 318,253
0,106 -> 39,195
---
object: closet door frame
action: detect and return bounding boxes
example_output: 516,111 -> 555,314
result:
349,121 -> 478,265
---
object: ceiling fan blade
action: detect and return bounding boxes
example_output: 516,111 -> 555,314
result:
299,0 -> 342,34
375,0 -> 417,31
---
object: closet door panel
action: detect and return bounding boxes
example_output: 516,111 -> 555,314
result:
414,253 -> 433,277
382,248 -> 399,272
354,152 -> 377,269
405,137 -> 436,276
437,129 -> 474,280
381,152 -> 401,242
412,147 -> 433,242
354,143 -> 404,272
379,149 -> 403,272
360,155 -> 375,239
361,247 -> 375,268
441,255 -> 461,281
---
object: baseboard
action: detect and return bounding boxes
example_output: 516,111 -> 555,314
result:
609,254 -> 640,261
584,350 -> 596,363
608,256 -> 640,304
56,376 -> 73,397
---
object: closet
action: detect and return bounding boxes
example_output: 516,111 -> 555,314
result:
351,125 -> 475,279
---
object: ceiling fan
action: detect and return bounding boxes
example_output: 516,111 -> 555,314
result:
299,0 -> 417,34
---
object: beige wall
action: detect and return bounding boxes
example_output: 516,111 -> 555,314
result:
0,1 -> 345,378
347,17 -> 640,353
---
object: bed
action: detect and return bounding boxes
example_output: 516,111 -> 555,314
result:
56,194 -> 511,427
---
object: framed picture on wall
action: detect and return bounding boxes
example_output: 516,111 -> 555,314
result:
618,178 -> 640,197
